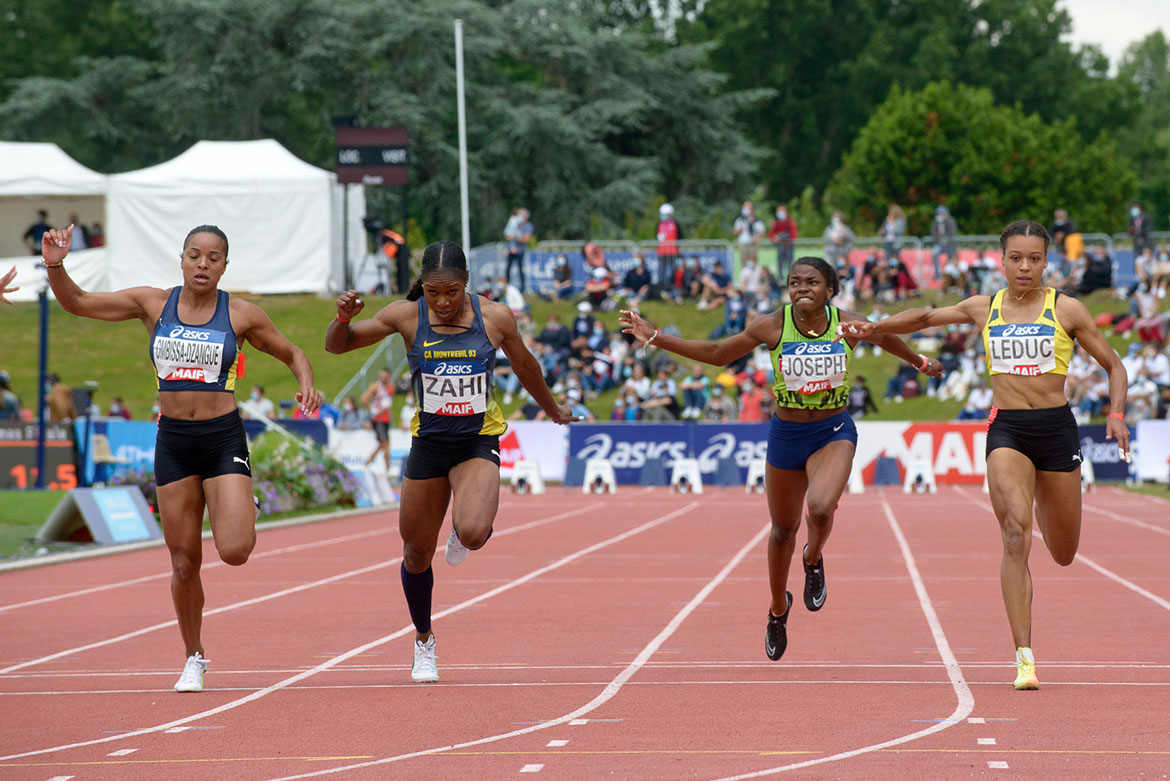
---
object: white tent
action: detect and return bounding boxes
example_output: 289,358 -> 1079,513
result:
107,139 -> 365,294
0,141 -> 110,299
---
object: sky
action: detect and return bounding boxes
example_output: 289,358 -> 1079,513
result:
1062,0 -> 1170,67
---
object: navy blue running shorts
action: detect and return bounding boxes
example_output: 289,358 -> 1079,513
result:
766,408 -> 858,471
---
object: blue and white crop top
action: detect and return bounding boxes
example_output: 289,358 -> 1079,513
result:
149,287 -> 243,393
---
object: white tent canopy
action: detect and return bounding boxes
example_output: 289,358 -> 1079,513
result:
0,141 -> 107,258
107,139 -> 364,295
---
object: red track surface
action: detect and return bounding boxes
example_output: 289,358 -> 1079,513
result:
1,484 -> 1168,779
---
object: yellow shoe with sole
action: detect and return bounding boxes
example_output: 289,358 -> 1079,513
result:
1013,646 -> 1039,690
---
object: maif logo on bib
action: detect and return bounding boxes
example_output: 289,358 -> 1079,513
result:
987,323 -> 1056,375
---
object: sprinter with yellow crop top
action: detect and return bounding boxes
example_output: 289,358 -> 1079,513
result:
838,220 -> 1130,691
41,223 -> 324,694
621,257 -> 941,662
326,241 -> 574,684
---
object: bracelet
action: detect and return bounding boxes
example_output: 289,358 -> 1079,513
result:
335,314 -> 351,323
42,261 -> 63,269
645,329 -> 659,348
1108,412 -> 1125,419
916,353 -> 930,371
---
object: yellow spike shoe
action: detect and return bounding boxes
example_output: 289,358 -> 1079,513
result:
1013,646 -> 1039,690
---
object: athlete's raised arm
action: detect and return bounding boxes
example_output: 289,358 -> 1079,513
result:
619,308 -> 780,366
325,291 -> 412,354
837,296 -> 990,340
42,224 -> 163,325
837,309 -> 945,378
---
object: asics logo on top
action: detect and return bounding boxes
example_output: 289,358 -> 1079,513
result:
793,342 -> 834,355
1001,324 -> 1042,337
433,363 -> 474,375
423,339 -> 444,347
169,325 -> 212,341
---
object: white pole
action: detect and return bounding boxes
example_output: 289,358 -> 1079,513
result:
454,18 -> 470,252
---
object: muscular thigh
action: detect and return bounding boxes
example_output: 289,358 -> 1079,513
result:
448,457 -> 501,538
803,439 -> 855,513
399,477 -> 451,555
1033,469 -> 1082,543
203,473 -> 256,551
987,448 -> 1036,529
158,475 -> 205,556
766,466 -> 807,529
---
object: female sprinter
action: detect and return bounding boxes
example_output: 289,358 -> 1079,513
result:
41,223 -> 323,692
620,256 -> 942,660
325,240 -> 574,683
838,220 -> 1129,689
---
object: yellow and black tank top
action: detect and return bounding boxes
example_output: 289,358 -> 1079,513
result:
982,287 -> 1073,377
408,294 -> 507,437
770,305 -> 852,410
150,287 -> 243,393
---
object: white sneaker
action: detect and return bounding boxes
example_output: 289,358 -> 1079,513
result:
445,526 -> 469,566
174,652 -> 209,692
411,636 -> 439,682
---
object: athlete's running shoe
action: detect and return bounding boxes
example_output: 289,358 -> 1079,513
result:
802,544 -> 827,611
1013,646 -> 1039,690
174,652 -> 209,692
445,526 -> 469,566
764,592 -> 793,661
412,636 -> 439,683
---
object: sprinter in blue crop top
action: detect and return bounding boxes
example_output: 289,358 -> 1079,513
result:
41,223 -> 323,693
326,240 -> 575,684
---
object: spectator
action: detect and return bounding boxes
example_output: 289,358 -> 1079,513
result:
88,221 -> 105,248
1128,202 -> 1153,257
494,345 -> 520,404
570,301 -> 596,357
563,389 -> 595,422
737,379 -> 766,422
243,384 -> 276,419
677,256 -> 703,302
1134,343 -> 1170,388
679,363 -> 709,419
337,396 -> 368,430
615,391 -> 642,421
737,254 -> 763,301
701,382 -> 737,421
617,252 -> 653,306
0,370 -> 20,420
107,396 -> 132,419
768,203 -> 797,278
1076,245 -> 1113,296
503,207 -> 533,293
656,203 -> 682,297
551,253 -> 575,300
733,201 -> 766,265
822,211 -> 856,277
697,259 -> 733,311
879,204 -> 906,260
640,367 -> 679,421
1047,209 -> 1080,269
930,204 -> 958,283
1133,284 -> 1165,344
584,266 -> 614,311
22,210 -> 52,255
1153,250 -> 1170,299
927,343 -> 960,397
722,289 -> 747,336
622,361 -> 651,400
494,275 -> 527,316
847,375 -> 878,419
68,213 -> 91,251
361,369 -> 394,471
536,312 -> 572,360
45,373 -> 76,422
508,390 -> 545,421
585,345 -> 617,394
883,363 -> 920,403
958,379 -> 993,420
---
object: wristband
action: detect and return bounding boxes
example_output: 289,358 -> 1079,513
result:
1108,412 -> 1125,419
645,329 -> 659,347
335,314 -> 351,323
42,261 -> 64,269
916,353 -> 930,371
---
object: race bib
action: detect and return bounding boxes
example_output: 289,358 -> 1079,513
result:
421,360 -> 487,416
153,322 -> 227,384
779,341 -> 847,394
987,323 -> 1056,376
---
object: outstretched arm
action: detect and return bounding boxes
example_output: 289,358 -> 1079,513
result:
240,302 -> 323,414
1061,297 -> 1130,459
839,310 -> 944,377
619,309 -> 775,366
837,296 -> 988,340
42,225 -> 160,323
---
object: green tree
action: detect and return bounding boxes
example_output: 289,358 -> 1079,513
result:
825,82 -> 1137,235
1114,32 -> 1170,230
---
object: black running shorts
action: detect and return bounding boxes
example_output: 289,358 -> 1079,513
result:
403,434 -> 500,481
985,405 -> 1082,473
155,410 -> 252,486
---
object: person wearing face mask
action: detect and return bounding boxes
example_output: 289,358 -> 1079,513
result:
930,204 -> 958,284
551,253 -> 575,300
337,395 -> 368,430
1046,209 -> 1079,268
769,204 -> 798,279
1127,202 -> 1152,257
879,204 -> 906,261
245,385 -> 275,419
107,396 -> 132,420
656,203 -> 682,299
822,211 -> 856,275
733,201 -> 766,266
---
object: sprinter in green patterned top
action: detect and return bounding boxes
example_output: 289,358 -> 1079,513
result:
621,256 -> 941,661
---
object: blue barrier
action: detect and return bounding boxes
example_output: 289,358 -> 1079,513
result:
568,422 -> 767,484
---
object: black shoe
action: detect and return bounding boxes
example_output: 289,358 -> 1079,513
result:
803,544 -> 826,611
764,591 -> 793,661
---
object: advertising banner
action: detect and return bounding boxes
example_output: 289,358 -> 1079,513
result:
1078,423 -> 1135,482
499,420 -> 572,481
1135,419 -> 1170,483
0,422 -> 76,490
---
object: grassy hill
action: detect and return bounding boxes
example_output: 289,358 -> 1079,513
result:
0,286 -> 1147,424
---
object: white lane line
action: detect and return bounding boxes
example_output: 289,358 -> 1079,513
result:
988,760 -> 1009,769
546,740 -> 568,747
954,486 -> 1170,613
967,717 -> 985,724
520,764 -> 544,773
107,748 -> 138,756
569,719 -> 588,726
0,504 -> 602,676
262,514 -> 764,780
0,503 -> 695,762
47,776 -> 75,780
0,527 -> 393,613
164,727 -> 190,733
977,738 -> 996,745
1083,503 -> 1170,537
711,492 -> 975,780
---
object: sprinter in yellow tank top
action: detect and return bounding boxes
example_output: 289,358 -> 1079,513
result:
621,257 -> 942,661
838,220 -> 1130,690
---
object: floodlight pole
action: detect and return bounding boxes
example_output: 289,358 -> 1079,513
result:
455,18 -> 470,251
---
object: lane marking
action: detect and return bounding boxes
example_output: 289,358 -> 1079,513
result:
0,504 -> 603,677
0,503 -> 696,762
107,748 -> 138,756
988,760 -> 1009,769
263,516 -> 766,780
1082,503 -> 1170,537
711,493 -> 975,779
546,740 -> 568,747
569,720 -> 588,726
954,486 -> 1170,614
968,718 -> 985,724
520,764 -> 544,772
977,738 -> 996,745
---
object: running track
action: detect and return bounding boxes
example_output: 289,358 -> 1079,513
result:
1,484 -> 1168,779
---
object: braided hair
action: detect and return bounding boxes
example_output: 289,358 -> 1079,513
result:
406,240 -> 468,301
